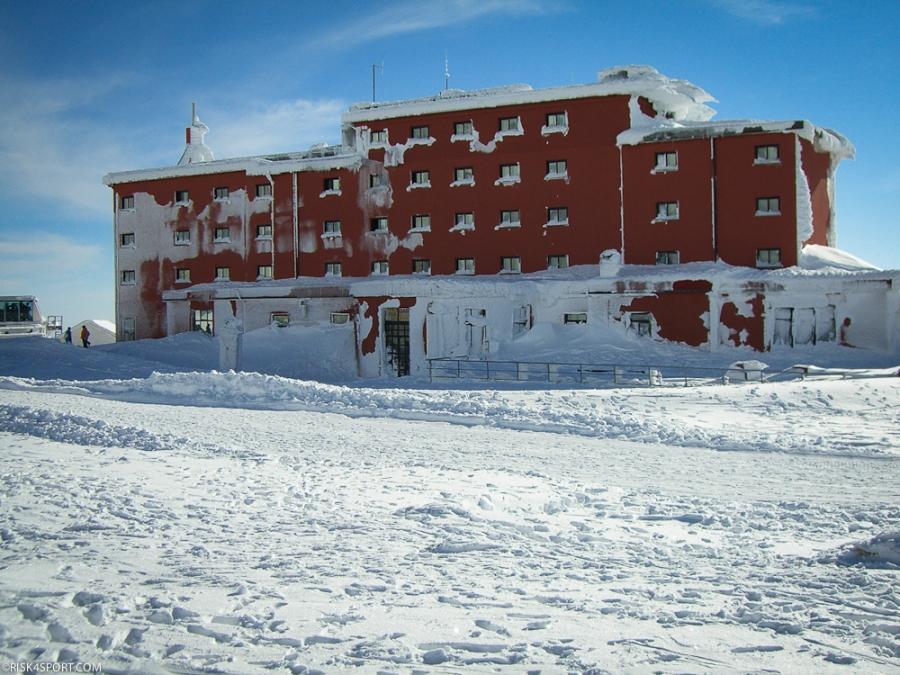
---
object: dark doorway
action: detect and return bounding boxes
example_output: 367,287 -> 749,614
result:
384,307 -> 410,376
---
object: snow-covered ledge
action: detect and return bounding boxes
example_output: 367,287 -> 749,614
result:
406,181 -> 432,192
543,219 -> 569,228
541,123 -> 569,137
494,176 -> 521,187
319,189 -> 342,198
449,222 -> 474,233
321,232 -> 342,240
495,221 -> 521,230
450,178 -> 475,188
544,171 -> 568,182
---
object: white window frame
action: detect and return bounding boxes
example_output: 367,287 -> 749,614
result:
455,258 -> 475,275
322,177 -> 341,194
654,151 -> 678,173
756,196 -> 781,216
370,129 -> 387,144
331,312 -> 350,325
120,233 -> 135,247
655,201 -> 679,221
629,312 -> 652,337
546,159 -> 568,180
500,256 -> 521,274
547,207 -> 568,226
271,312 -> 290,328
548,254 -> 569,270
323,220 -> 341,237
564,312 -> 587,325
755,144 -> 780,164
498,210 -> 521,228
214,227 -> 231,243
411,125 -> 429,139
544,111 -> 568,130
371,260 -> 389,275
325,262 -> 342,277
174,230 -> 190,245
410,169 -> 431,188
122,317 -> 136,341
453,121 -> 473,137
256,183 -> 272,199
452,166 -> 474,186
120,270 -> 136,285
215,266 -> 231,281
656,250 -> 680,265
452,212 -> 475,231
175,268 -> 191,283
411,214 -> 431,232
498,116 -> 521,133
756,248 -> 782,268
257,265 -> 273,280
120,195 -> 134,210
370,217 -> 389,233
214,186 -> 229,200
413,259 -> 431,275
256,224 -> 273,239
174,190 -> 189,204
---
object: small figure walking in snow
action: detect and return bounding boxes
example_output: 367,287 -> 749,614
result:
839,317 -> 854,348
64,327 -> 72,344
80,325 -> 91,348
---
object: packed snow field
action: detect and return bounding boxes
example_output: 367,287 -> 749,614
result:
0,337 -> 898,673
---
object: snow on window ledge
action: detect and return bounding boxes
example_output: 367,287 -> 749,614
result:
498,269 -> 521,274
754,158 -> 781,166
755,210 -> 782,217
449,223 -> 475,233
173,241 -> 190,247
406,181 -> 432,192
450,133 -> 476,143
120,281 -> 136,287
255,235 -> 272,241
408,227 -> 431,234
651,166 -> 678,175
450,179 -> 475,188
213,238 -> 231,244
174,279 -> 190,285
543,220 -> 569,228
367,229 -> 389,236
494,176 -> 521,187
319,189 -> 342,198
214,276 -> 230,282
652,215 -> 678,224
541,124 -> 569,137
496,127 -> 524,139
214,198 -> 230,204
324,272 -> 342,278
321,232 -> 342,240
544,172 -> 568,182
495,222 -> 521,230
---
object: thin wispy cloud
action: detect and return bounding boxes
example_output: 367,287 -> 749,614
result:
311,0 -> 560,48
706,0 -> 816,25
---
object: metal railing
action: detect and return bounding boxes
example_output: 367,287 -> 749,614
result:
427,357 -> 820,387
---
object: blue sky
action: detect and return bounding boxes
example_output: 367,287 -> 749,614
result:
0,0 -> 897,324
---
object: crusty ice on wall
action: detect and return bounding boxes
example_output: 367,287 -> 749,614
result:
102,65 -> 898,377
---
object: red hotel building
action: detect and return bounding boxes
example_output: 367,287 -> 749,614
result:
104,66 -> 897,377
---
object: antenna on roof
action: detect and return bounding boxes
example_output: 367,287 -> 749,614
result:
444,52 -> 450,90
371,62 -> 384,102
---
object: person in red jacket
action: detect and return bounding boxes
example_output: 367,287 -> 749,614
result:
80,325 -> 90,348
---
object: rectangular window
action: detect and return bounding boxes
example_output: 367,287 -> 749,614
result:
755,144 -> 780,163
656,202 -> 679,220
547,160 -> 567,176
215,266 -> 230,281
656,250 -> 680,265
192,309 -> 213,334
455,212 -> 474,228
370,129 -> 387,143
500,163 -> 520,179
174,230 -> 190,245
369,173 -> 386,188
370,217 -> 388,232
501,256 -> 521,273
411,214 -> 431,231
120,270 -> 136,285
411,125 -> 429,139
331,312 -> 350,325
411,170 -> 430,185
271,312 -> 290,328
413,259 -> 431,274
371,260 -> 389,275
454,121 -> 473,135
122,317 -> 136,341
214,227 -> 230,242
756,196 -> 781,215
174,190 -> 189,203
120,195 -> 134,210
456,258 -> 475,274
214,186 -> 229,200
176,268 -> 191,283
548,254 -> 569,269
564,312 -> 587,324
454,167 -> 474,182
323,177 -> 340,192
655,151 -> 678,171
257,265 -> 273,279
323,220 -> 341,235
256,183 -> 272,198
500,210 -> 521,226
325,262 -> 342,276
546,112 -> 567,127
256,224 -> 272,238
120,233 -> 135,247
630,312 -> 652,336
547,207 -> 568,224
756,248 -> 782,268
499,116 -> 520,132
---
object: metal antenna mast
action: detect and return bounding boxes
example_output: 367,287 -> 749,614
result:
444,53 -> 450,90
371,62 -> 384,102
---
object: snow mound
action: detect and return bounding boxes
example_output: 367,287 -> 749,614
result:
799,245 -> 880,272
837,531 -> 900,568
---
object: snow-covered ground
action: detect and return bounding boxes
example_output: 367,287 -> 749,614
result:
0,337 -> 898,672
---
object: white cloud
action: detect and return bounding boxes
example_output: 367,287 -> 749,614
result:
211,99 -> 347,158
311,0 -> 559,48
706,0 -> 815,25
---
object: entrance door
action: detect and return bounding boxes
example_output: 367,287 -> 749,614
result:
773,308 -> 793,346
384,307 -> 410,376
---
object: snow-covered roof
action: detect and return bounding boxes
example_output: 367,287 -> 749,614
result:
344,65 -> 717,124
104,146 -> 359,186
